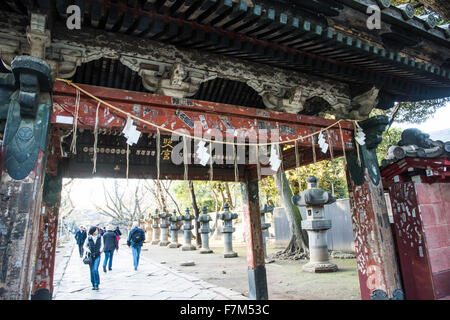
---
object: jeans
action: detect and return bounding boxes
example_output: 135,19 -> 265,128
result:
103,250 -> 114,270
89,255 -> 101,287
131,246 -> 141,269
78,244 -> 84,257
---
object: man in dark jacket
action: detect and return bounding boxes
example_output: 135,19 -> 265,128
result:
75,226 -> 87,258
102,225 -> 118,272
127,221 -> 145,271
114,226 -> 122,249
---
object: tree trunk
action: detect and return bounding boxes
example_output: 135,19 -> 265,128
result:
210,188 -> 221,239
274,171 -> 309,252
155,180 -> 167,210
188,180 -> 201,246
225,182 -> 234,210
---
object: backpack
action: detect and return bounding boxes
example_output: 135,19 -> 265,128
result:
131,228 -> 144,243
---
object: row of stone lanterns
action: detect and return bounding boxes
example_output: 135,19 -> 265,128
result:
148,204 -> 239,258
146,175 -> 336,273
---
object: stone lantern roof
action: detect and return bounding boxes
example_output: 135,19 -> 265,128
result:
292,175 -> 336,207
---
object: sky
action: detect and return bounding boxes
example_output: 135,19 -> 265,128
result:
391,102 -> 450,135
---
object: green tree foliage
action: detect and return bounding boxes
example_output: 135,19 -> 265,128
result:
172,181 -> 239,213
376,127 -> 403,164
389,98 -> 450,124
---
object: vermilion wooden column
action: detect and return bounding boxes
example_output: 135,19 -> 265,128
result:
345,116 -> 403,300
31,152 -> 62,300
31,201 -> 60,300
241,170 -> 268,300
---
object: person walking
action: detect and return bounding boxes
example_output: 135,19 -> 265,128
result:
102,225 -> 118,273
127,222 -> 145,271
74,226 -> 87,258
85,226 -> 103,290
114,226 -> 122,249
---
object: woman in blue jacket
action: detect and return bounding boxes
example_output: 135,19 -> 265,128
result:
85,226 -> 103,290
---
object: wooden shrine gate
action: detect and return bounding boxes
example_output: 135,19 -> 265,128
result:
0,61 -> 403,300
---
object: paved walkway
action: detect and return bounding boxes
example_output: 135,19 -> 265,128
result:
52,242 -> 247,300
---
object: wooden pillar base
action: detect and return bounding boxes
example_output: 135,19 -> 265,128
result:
241,171 -> 268,300
247,265 -> 268,300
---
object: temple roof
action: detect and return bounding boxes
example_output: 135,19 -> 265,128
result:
1,0 -> 449,106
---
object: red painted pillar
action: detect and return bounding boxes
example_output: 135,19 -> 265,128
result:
345,116 -> 403,300
241,170 -> 268,300
31,200 -> 60,300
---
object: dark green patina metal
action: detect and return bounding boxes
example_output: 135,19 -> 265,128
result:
0,74 -> 15,134
2,56 -> 53,180
42,165 -> 63,208
346,115 -> 389,186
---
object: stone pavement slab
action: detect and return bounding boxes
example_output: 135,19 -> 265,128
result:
53,242 -> 248,300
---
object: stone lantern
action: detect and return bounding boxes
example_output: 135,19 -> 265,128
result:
197,206 -> 213,254
218,202 -> 238,258
292,175 -> 337,273
151,209 -> 161,245
260,204 -> 274,260
168,210 -> 183,248
159,207 -> 171,246
181,208 -> 196,251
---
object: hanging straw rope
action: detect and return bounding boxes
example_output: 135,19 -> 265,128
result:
311,134 -> 316,163
326,129 -> 334,160
92,102 -> 100,174
126,143 -> 130,180
70,88 -> 81,154
256,145 -> 261,181
326,129 -> 337,178
277,143 -> 284,192
55,79 -> 363,183
183,137 -> 189,188
295,140 -> 302,193
156,129 -> 161,181
353,121 -> 362,167
338,122 -> 347,166
234,145 -> 239,182
209,142 -> 213,182
56,78 -> 348,148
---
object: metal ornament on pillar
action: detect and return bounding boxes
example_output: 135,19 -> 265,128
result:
181,208 -> 196,251
197,206 -> 213,254
4,56 -> 53,180
218,203 -> 238,258
293,175 -> 338,273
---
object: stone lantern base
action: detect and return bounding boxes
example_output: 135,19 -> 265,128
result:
168,242 -> 182,248
159,240 -> 170,246
302,261 -> 338,273
151,240 -> 160,245
223,251 -> 238,258
199,248 -> 213,254
181,244 -> 196,251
